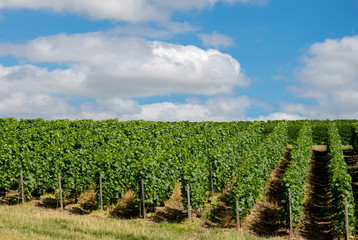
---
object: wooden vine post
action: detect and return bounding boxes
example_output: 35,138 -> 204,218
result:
289,189 -> 293,240
58,173 -> 63,210
141,179 -> 146,219
345,196 -> 349,240
20,169 -> 25,204
210,162 -> 214,198
236,193 -> 241,231
187,184 -> 192,222
99,175 -> 103,211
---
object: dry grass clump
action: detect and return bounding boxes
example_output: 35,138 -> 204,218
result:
153,183 -> 186,223
168,182 -> 183,206
77,185 -> 97,211
111,189 -> 138,218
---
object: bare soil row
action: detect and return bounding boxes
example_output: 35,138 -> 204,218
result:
244,146 -> 357,240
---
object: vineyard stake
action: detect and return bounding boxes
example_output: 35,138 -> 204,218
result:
20,169 -> 25,204
58,173 -> 63,211
187,183 -> 192,222
99,175 -> 103,211
289,189 -> 293,240
345,196 -> 349,240
210,162 -> 214,198
236,194 -> 241,231
141,179 -> 146,219
139,202 -> 142,218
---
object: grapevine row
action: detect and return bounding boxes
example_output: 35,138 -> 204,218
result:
280,123 -> 312,227
327,122 -> 355,236
229,121 -> 288,218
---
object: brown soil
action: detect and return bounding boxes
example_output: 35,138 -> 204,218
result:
344,148 -> 358,236
243,148 -> 291,237
297,148 -> 335,240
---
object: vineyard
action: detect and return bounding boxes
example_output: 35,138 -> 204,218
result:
1,118 -> 358,239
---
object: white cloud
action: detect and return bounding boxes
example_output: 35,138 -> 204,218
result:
0,31 -> 254,121
237,71 -> 251,88
164,22 -> 199,35
107,26 -> 175,40
131,96 -> 251,121
129,102 -> 214,121
0,0 -> 269,121
107,95 -> 252,121
0,0 -> 168,22
254,112 -> 305,121
293,36 -> 358,98
0,32 -> 247,98
0,64 -> 86,96
107,22 -> 198,40
198,31 -> 236,48
0,0 -> 268,22
0,93 -> 73,117
97,98 -> 140,114
186,97 -> 202,105
286,35 -> 358,119
0,92 -> 252,121
206,96 -> 250,119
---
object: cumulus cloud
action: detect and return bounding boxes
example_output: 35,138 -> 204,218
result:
0,30 -> 255,120
287,35 -> 358,119
293,36 -> 358,98
198,31 -> 236,48
0,32 -> 247,98
0,0 -> 268,22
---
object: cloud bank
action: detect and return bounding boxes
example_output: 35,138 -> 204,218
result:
0,91 -> 253,121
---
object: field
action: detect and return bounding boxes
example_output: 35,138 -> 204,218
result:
1,118 -> 358,239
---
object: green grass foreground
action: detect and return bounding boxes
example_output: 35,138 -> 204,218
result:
0,204 -> 283,240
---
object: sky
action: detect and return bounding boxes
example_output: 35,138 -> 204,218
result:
0,0 -> 358,121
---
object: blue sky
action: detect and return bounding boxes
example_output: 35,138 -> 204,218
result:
0,0 -> 358,121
